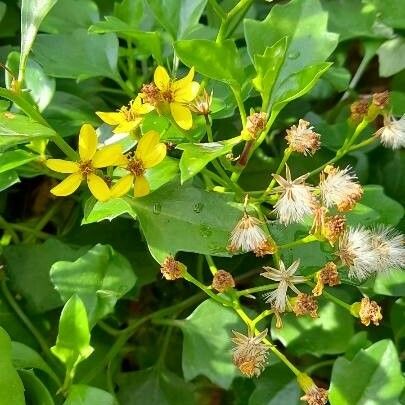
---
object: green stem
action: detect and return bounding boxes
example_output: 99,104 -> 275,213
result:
305,359 -> 335,375
10,224 -> 50,240
251,309 -> 273,328
278,235 -> 318,250
264,148 -> 292,194
202,168 -> 228,187
216,0 -> 254,42
0,216 -> 20,244
208,0 -> 227,19
114,74 -> 134,98
236,283 -> 278,297
205,255 -> 218,275
1,279 -> 62,383
231,86 -> 247,126
306,281 -> 352,311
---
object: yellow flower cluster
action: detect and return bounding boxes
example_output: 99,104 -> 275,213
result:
46,66 -> 200,202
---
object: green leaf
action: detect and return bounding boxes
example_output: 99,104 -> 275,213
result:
83,197 -> 137,224
180,299 -> 245,389
365,0 -> 405,29
117,368 -> 196,405
252,37 -> 288,109
89,16 -> 162,63
20,0 -> 58,81
272,297 -> 355,356
64,384 -> 117,405
51,295 -> 94,372
18,369 -> 54,405
322,0 -> 388,41
249,363 -> 300,405
0,149 -> 36,174
377,37 -> 405,78
147,0 -> 207,39
41,0 -> 99,33
390,299 -> 405,344
3,238 -> 87,313
6,51 -> 55,111
177,138 -> 240,183
0,327 -> 25,405
12,342 -> 58,383
372,271 -> 405,297
347,185 -> 404,227
130,180 -> 243,263
32,29 -> 120,81
175,39 -> 245,86
0,170 -> 19,192
50,244 -> 136,326
244,0 -> 338,111
329,340 -> 404,405
0,2 -> 5,23
0,111 -> 56,152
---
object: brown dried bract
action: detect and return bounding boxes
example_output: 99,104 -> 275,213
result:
160,256 -> 185,280
253,240 -> 277,257
300,387 -> 329,405
293,293 -> 318,318
372,90 -> 389,109
359,297 -> 383,326
312,262 -> 340,296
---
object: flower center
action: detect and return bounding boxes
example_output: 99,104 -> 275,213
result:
120,105 -> 136,121
161,89 -> 174,103
79,160 -> 94,175
127,158 -> 145,177
141,83 -> 162,106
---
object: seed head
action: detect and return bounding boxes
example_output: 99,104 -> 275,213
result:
298,373 -> 329,405
350,98 -> 369,123
324,214 -> 346,244
160,256 -> 186,280
319,166 -> 363,212
232,329 -> 269,378
377,114 -> 405,150
312,262 -> 340,296
372,91 -> 389,110
293,293 -> 318,318
212,270 -> 235,293
285,119 -> 321,156
273,165 -> 315,225
189,89 -> 212,116
228,213 -> 267,253
253,239 -> 278,257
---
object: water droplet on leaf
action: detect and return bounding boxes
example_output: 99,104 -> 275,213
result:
193,202 -> 204,213
153,202 -> 162,215
287,51 -> 300,59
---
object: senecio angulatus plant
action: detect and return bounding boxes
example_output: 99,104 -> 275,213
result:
0,0 -> 404,404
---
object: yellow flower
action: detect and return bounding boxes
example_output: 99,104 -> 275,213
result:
142,66 -> 199,130
96,95 -> 154,133
110,130 -> 166,198
46,124 -> 123,202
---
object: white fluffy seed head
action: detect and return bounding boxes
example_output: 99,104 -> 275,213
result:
378,114 -> 405,150
338,226 -> 379,281
319,166 -> 363,211
228,213 -> 267,253
285,119 -> 321,156
370,226 -> 405,272
273,166 -> 315,225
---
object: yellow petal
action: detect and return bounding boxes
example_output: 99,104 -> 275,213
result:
50,173 -> 82,196
174,81 -> 200,103
110,174 -> 133,198
92,144 -> 124,168
134,175 -> 150,197
46,159 -> 79,173
96,111 -> 124,126
172,67 -> 195,91
114,119 -> 142,134
136,102 -> 155,115
143,144 -> 167,168
87,173 -> 111,202
79,124 -> 97,161
154,66 -> 170,91
170,102 -> 193,130
135,130 -> 160,159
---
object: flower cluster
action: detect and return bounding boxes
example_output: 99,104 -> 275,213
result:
46,66 -> 201,201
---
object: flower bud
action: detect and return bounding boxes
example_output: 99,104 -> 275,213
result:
189,89 -> 212,116
292,293 -> 318,318
160,256 -> 186,280
212,270 -> 235,293
350,98 -> 369,123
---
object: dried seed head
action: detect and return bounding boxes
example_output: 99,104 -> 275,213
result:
312,262 -> 340,296
357,297 -> 383,326
298,373 -> 329,405
319,166 -> 363,212
372,90 -> 389,109
189,89 -> 212,116
300,387 -> 329,405
350,98 -> 369,123
241,112 -> 268,140
324,214 -> 346,244
212,270 -> 235,293
377,113 -> 405,150
228,213 -> 267,253
293,293 -> 318,318
232,329 -> 269,377
253,239 -> 278,257
160,256 -> 186,280
285,119 -> 321,156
